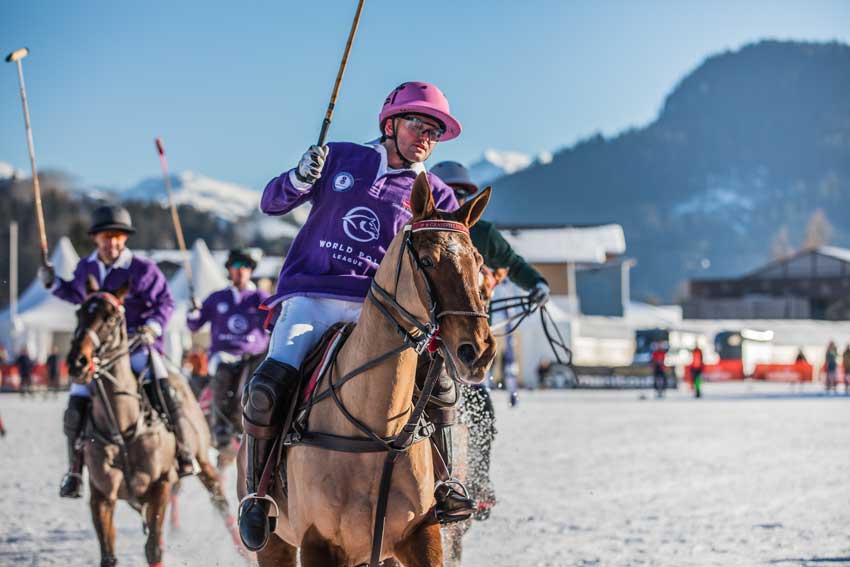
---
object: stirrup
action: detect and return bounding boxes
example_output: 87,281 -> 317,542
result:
238,492 -> 280,526
435,479 -> 474,525
439,478 -> 470,495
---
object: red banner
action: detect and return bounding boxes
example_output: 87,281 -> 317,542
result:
752,362 -> 813,382
685,359 -> 744,382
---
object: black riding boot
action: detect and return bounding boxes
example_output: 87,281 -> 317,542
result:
60,395 -> 90,498
212,362 -> 240,450
426,371 -> 474,524
238,359 -> 300,552
147,379 -> 197,477
432,422 -> 475,523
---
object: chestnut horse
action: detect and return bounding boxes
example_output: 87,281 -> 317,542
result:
237,173 -> 496,566
67,277 -> 238,567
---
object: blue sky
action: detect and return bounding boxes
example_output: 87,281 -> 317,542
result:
2,0 -> 849,191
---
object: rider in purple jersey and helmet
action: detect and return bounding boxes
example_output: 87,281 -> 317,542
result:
239,82 -> 473,550
39,205 -> 195,499
187,248 -> 269,449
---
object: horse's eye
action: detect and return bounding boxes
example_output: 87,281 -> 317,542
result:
420,257 -> 435,269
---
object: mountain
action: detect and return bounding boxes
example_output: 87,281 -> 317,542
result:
0,168 -> 304,309
466,149 -> 557,187
468,150 -> 533,186
122,171 -> 261,221
484,40 -> 850,302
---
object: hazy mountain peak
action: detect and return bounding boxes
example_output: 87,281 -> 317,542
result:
122,170 -> 260,221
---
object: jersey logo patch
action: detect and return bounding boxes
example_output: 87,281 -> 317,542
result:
342,206 -> 381,243
333,171 -> 354,192
216,302 -> 229,314
226,314 -> 249,334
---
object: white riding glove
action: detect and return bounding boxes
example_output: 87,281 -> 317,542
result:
294,144 -> 329,185
529,281 -> 550,306
137,323 -> 160,346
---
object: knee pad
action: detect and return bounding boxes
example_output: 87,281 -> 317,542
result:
242,359 -> 298,428
426,373 -> 459,424
63,396 -> 90,438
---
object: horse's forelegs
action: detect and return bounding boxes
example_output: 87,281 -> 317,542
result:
144,480 -> 171,567
393,521 -> 443,567
256,532 -> 298,567
197,459 -> 242,549
90,488 -> 117,567
169,480 -> 182,530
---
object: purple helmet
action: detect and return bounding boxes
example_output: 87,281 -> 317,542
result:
379,82 -> 462,141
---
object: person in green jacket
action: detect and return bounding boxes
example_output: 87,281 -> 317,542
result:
431,160 -> 549,519
431,161 -> 550,300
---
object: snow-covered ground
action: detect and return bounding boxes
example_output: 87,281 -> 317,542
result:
1,382 -> 849,566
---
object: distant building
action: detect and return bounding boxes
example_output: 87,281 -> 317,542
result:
497,224 -> 630,316
683,246 -> 850,320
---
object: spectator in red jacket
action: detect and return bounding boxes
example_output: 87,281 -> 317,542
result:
691,346 -> 704,398
651,343 -> 667,398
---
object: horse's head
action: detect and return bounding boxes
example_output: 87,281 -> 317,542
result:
66,275 -> 130,382
379,172 -> 497,384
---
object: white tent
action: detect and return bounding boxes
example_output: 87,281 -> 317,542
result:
0,237 -> 80,360
162,239 -> 228,363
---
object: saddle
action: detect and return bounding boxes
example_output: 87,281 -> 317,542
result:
298,322 -> 356,408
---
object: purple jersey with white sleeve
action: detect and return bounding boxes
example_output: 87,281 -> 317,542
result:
187,284 -> 270,356
261,141 -> 459,306
52,249 -> 174,352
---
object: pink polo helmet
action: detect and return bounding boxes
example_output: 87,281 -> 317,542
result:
378,82 -> 462,141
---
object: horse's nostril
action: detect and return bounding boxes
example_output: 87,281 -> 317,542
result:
457,343 -> 478,366
75,354 -> 88,369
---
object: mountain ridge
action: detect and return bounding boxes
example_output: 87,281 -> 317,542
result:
484,40 -> 850,301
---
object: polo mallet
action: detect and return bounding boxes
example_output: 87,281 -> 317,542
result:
6,47 -> 50,268
317,0 -> 366,146
155,138 -> 196,305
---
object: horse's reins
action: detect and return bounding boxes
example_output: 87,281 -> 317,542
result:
488,294 -> 573,366
252,219 -> 485,567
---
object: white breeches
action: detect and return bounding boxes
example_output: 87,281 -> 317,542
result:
267,296 -> 362,369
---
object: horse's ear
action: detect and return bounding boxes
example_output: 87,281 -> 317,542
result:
113,280 -> 130,303
410,172 -> 435,221
455,186 -> 491,228
85,275 -> 100,295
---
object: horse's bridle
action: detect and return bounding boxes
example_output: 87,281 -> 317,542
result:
70,291 -> 136,390
368,219 -> 489,361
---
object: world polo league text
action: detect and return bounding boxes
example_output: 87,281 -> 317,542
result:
319,239 -> 378,268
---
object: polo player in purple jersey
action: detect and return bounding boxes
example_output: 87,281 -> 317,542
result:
187,248 -> 269,449
238,81 -> 475,550
40,205 -> 196,498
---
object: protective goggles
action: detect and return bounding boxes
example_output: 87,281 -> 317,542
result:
401,115 -> 445,142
